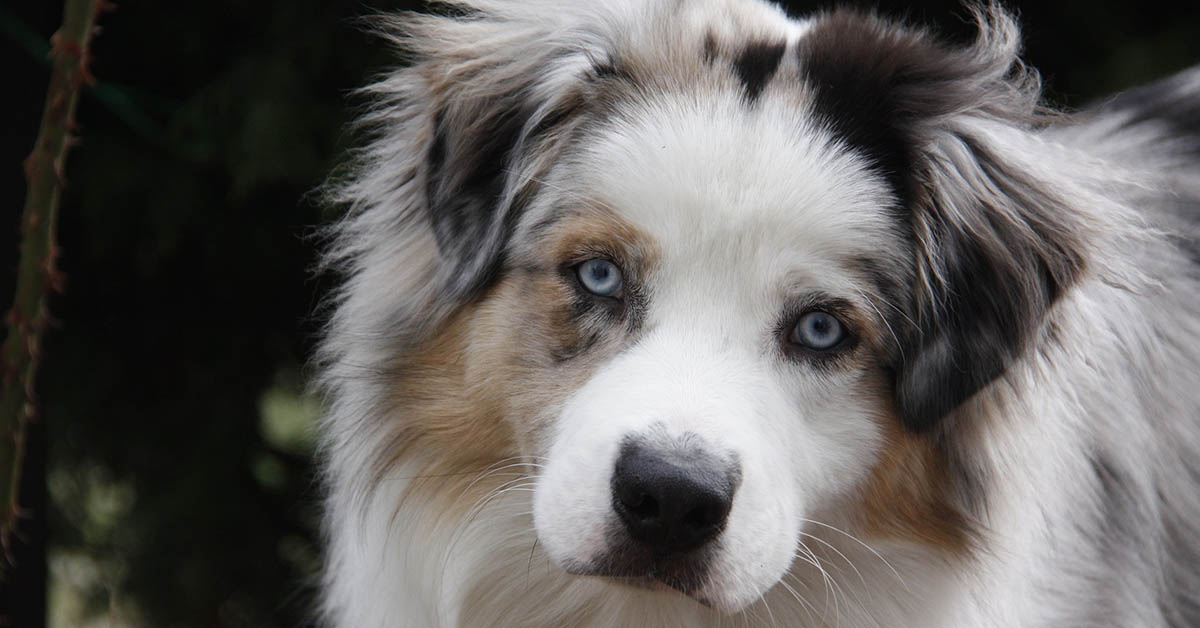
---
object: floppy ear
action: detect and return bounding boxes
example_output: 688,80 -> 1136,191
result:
413,15 -> 597,300
895,133 -> 1086,431
421,80 -> 540,299
799,6 -> 1087,432
338,7 -> 601,305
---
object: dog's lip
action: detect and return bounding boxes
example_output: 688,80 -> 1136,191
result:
564,559 -> 716,603
579,571 -> 738,613
558,549 -> 765,613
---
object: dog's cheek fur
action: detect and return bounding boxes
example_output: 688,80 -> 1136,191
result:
384,277 -> 591,472
857,404 -> 976,554
471,271 -> 616,450
811,342 -> 976,555
382,303 -> 517,476
384,214 -> 658,477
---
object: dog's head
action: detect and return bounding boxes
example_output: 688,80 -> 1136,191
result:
336,0 -> 1090,613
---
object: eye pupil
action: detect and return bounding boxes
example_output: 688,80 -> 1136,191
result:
577,259 -> 623,297
791,311 -> 845,351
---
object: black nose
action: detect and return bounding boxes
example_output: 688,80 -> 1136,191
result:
611,441 -> 738,555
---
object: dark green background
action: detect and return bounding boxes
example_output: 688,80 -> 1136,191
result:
3,1 -> 1198,626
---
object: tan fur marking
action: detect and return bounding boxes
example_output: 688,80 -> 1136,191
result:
857,403 -> 975,554
547,206 -> 662,272
383,209 -> 661,516
382,303 -> 517,470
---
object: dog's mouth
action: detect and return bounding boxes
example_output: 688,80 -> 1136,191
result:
562,539 -> 721,604
600,575 -> 719,608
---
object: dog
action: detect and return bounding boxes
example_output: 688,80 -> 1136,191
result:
314,1 -> 1200,626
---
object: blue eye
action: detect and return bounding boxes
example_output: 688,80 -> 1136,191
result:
577,259 -> 623,297
790,311 -> 845,350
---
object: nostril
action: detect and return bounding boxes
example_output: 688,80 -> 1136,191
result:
683,503 -> 715,528
616,483 -> 661,520
628,492 -> 659,520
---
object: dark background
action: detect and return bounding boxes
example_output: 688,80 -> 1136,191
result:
2,1 -> 1197,626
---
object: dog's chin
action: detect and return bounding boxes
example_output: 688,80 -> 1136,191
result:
557,550 -> 765,614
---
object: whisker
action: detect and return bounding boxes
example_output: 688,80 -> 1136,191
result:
777,576 -> 820,626
800,531 -> 870,591
437,475 -> 538,591
526,537 -> 540,590
795,540 -> 838,626
802,532 -> 886,628
861,284 -> 919,332
854,286 -> 905,360
798,518 -> 908,592
387,456 -> 535,546
383,461 -> 545,482
758,589 -> 780,628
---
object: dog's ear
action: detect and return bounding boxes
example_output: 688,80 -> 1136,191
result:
337,9 -> 600,305
421,84 -> 542,299
414,16 -> 596,300
895,133 -> 1086,432
800,7 -> 1087,432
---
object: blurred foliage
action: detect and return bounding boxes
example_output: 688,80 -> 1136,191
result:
1,0 -> 1197,626
5,0 -> 418,625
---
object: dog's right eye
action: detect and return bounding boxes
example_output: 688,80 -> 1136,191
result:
576,259 -> 623,297
789,311 -> 846,351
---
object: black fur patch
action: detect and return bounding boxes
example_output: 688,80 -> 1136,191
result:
425,83 -> 584,299
592,58 -> 636,84
425,95 -> 528,281
527,92 -> 587,145
905,133 -> 1086,430
702,31 -> 719,65
797,10 -> 980,204
893,139 -> 1085,432
426,108 -> 449,204
733,40 -> 787,102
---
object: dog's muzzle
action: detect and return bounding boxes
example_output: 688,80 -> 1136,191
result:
572,436 -> 742,596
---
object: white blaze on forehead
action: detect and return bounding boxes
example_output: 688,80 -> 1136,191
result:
574,89 -> 903,307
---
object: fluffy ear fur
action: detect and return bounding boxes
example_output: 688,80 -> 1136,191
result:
323,3 -> 607,326
897,130 -> 1087,432
800,6 -> 1087,432
411,8 -> 603,300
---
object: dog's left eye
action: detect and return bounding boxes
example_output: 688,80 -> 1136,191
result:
576,259 -> 623,297
790,311 -> 846,350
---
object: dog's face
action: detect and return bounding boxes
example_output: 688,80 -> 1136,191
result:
364,0 -> 1087,616
503,94 -> 907,610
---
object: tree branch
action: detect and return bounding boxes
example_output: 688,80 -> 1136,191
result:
1,0 -> 108,573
